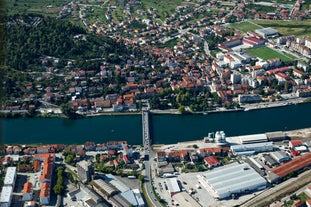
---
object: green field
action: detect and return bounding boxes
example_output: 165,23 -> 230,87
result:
253,20 -> 311,37
5,0 -> 71,16
229,21 -> 263,32
246,46 -> 295,62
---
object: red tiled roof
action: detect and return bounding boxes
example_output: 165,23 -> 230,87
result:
204,156 -> 219,166
39,157 -> 53,182
272,152 -> 311,177
290,140 -> 303,147
34,160 -> 41,171
23,182 -> 33,194
40,182 -> 50,198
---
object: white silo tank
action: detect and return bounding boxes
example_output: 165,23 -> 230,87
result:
221,131 -> 226,142
215,131 -> 221,143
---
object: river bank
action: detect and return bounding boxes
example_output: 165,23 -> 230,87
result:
153,127 -> 311,152
1,97 -> 310,118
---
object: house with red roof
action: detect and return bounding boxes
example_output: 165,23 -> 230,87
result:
156,151 -> 166,162
96,143 -> 108,151
84,141 -> 96,151
33,160 -> 41,172
40,182 -> 51,205
13,146 -> 22,154
204,156 -> 220,168
108,149 -> 116,158
39,157 -> 54,184
37,146 -> 51,154
113,160 -> 120,168
123,155 -> 130,164
289,140 -> 303,149
6,146 -> 13,154
23,147 -> 36,155
22,182 -> 33,201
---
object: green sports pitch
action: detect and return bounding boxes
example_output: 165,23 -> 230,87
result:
246,46 -> 296,62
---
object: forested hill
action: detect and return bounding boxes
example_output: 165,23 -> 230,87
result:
4,15 -> 129,70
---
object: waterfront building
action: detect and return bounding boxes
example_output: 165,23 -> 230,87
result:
238,134 -> 268,144
77,160 -> 93,183
238,94 -> 261,103
197,163 -> 267,199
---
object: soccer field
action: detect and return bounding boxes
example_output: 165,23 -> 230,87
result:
229,21 -> 262,33
246,46 -> 295,62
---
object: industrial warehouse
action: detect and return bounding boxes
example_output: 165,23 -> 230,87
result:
197,163 -> 267,199
230,142 -> 274,156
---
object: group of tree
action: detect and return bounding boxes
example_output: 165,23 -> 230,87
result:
63,151 -> 76,165
53,166 -> 64,195
149,87 -> 222,112
4,14 -> 130,71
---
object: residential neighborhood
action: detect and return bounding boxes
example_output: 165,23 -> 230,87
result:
2,0 -> 311,117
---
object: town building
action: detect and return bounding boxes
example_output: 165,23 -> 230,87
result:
0,186 -> 13,207
238,94 -> 261,103
4,167 -> 17,187
270,151 -> 290,163
271,152 -> 311,179
238,134 -> 268,144
166,177 -> 181,196
40,182 -> 51,205
77,160 -> 93,183
22,182 -> 33,201
198,163 -> 267,199
204,156 -> 220,168
255,27 -> 279,39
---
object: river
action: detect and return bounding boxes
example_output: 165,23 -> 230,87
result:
1,102 -> 311,145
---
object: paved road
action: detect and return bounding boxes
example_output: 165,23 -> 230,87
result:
142,109 -> 162,207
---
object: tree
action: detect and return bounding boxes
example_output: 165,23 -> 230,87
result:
178,106 -> 185,114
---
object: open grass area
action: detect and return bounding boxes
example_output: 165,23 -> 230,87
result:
246,46 -> 295,62
229,21 -> 263,32
252,20 -> 311,37
5,0 -> 70,16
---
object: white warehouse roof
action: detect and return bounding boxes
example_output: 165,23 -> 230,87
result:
198,163 -> 266,199
166,177 -> 181,194
4,167 -> 16,186
231,142 -> 274,155
0,185 -> 13,203
239,134 -> 268,144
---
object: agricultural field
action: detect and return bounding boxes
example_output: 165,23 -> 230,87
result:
246,46 -> 296,62
229,21 -> 263,33
252,20 -> 311,37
